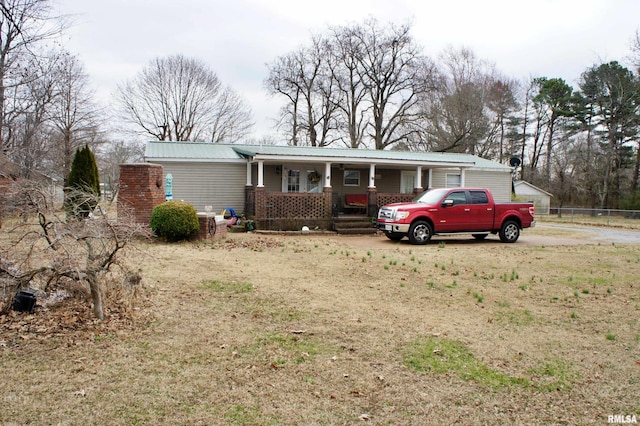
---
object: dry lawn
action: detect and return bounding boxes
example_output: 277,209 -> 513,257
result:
1,225 -> 639,425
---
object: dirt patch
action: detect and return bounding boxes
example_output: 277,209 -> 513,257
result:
1,226 -> 639,424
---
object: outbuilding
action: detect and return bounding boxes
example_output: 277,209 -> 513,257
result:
513,180 -> 552,215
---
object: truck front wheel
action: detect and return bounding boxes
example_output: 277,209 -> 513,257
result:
499,220 -> 520,243
408,221 -> 433,245
384,231 -> 404,241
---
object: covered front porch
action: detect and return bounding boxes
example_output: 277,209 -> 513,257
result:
239,153 -> 474,231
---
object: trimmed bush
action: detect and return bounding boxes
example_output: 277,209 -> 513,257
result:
150,201 -> 199,242
65,145 -> 101,219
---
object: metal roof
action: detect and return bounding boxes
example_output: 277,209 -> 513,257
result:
145,141 -> 511,171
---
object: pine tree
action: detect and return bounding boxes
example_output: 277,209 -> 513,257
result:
65,145 -> 101,219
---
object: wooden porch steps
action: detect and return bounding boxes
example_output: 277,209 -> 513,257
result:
332,215 -> 378,235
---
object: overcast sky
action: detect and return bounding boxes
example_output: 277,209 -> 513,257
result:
55,0 -> 640,141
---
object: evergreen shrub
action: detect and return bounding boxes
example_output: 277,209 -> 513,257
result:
150,201 -> 200,242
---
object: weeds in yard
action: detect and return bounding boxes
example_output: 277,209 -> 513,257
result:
224,405 -> 278,426
496,309 -> 534,326
606,333 -> 617,341
202,280 -> 253,293
473,292 -> 484,303
404,336 -> 529,389
528,358 -> 579,392
248,332 -> 325,366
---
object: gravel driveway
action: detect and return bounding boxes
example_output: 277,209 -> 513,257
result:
533,223 -> 640,244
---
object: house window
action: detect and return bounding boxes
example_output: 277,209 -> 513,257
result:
401,171 -> 416,194
344,170 -> 360,186
306,170 -> 322,193
287,170 -> 300,192
446,173 -> 461,188
284,169 -> 322,193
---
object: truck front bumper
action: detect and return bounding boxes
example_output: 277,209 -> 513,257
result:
377,222 -> 411,233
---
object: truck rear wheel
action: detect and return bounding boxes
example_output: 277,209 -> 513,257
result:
408,221 -> 432,245
499,220 -> 520,243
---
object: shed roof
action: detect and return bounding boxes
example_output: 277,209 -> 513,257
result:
145,141 -> 511,171
514,180 -> 553,197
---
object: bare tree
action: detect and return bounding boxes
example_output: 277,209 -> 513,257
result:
265,37 -> 340,147
96,140 -> 144,203
118,54 -> 253,142
354,19 -> 436,150
209,86 -> 254,143
327,25 -> 367,148
48,52 -> 102,183
7,49 -> 59,177
422,47 -> 496,155
0,0 -> 64,154
265,52 -> 302,145
266,19 -> 435,150
0,181 -> 150,319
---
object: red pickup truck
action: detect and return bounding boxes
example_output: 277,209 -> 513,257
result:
376,188 -> 535,244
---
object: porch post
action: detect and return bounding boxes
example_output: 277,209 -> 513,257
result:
368,164 -> 377,216
257,160 -> 264,187
460,168 -> 466,187
255,186 -> 266,229
427,169 -> 433,189
368,164 -> 376,188
415,165 -> 423,191
324,162 -> 332,188
367,186 -> 378,217
246,162 -> 252,186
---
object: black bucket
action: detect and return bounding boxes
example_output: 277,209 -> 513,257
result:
12,289 -> 37,313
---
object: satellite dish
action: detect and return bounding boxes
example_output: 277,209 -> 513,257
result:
509,157 -> 521,167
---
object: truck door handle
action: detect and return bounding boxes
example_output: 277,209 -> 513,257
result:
464,208 -> 471,212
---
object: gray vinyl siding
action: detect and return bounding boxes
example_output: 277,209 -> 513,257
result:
430,168 -> 511,202
464,170 -> 511,202
158,161 -> 246,213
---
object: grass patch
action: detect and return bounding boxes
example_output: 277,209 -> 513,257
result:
201,279 -> 253,293
528,358 -> 579,391
224,405 -> 279,426
247,332 -> 327,365
496,309 -> 534,326
404,336 -> 529,389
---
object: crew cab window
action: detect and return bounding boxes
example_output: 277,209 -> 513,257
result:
470,190 -> 489,204
446,191 -> 467,206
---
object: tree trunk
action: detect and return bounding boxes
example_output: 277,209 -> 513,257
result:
88,273 -> 104,320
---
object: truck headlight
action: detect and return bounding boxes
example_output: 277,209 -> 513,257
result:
395,211 -> 410,220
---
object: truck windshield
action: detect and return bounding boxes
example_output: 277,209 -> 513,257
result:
413,188 -> 449,204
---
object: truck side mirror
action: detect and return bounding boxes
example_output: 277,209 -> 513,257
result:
442,199 -> 454,207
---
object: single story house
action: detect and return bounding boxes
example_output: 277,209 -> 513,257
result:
513,180 -> 552,215
144,141 -> 514,231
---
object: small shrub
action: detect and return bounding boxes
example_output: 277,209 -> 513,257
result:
150,201 -> 200,242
